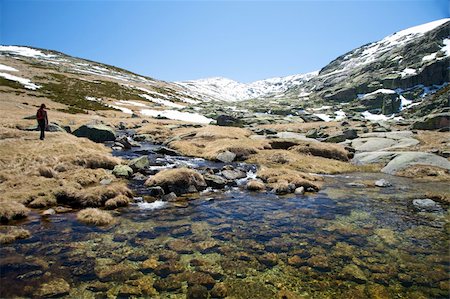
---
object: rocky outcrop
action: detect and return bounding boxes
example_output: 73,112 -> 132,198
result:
412,113 -> 449,131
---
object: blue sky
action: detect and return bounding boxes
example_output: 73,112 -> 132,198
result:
1,0 -> 448,82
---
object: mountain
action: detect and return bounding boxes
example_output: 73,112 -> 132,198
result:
179,18 -> 450,118
0,18 -> 449,125
175,72 -> 318,102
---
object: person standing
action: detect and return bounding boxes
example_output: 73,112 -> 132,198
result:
36,104 -> 48,140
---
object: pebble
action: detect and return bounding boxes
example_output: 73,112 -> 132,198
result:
374,179 -> 392,187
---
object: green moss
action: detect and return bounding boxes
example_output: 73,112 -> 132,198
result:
39,73 -> 144,113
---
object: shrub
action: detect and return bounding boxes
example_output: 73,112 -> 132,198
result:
77,208 -> 114,226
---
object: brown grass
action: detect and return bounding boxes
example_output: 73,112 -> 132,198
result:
414,131 -> 450,153
396,165 -> 450,181
145,168 -> 206,194
290,141 -> 350,161
28,195 -> 57,208
0,201 -> 29,223
0,227 -> 30,244
246,180 -> 266,191
0,129 -> 129,212
248,150 -> 360,174
257,167 -> 322,192
55,183 -> 132,207
105,195 -> 131,209
77,208 -> 115,226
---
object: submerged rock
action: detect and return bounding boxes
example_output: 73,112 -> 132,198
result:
340,264 -> 368,283
187,284 -> 209,299
412,198 -> 442,212
34,278 -> 70,298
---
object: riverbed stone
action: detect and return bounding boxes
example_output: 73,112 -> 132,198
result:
204,173 -> 228,189
221,169 -> 246,180
340,264 -> 368,283
154,261 -> 184,277
34,278 -> 70,298
153,276 -> 182,292
216,151 -> 236,163
258,253 -> 279,267
210,282 -> 228,298
412,198 -> 442,212
128,156 -> 149,172
374,179 -> 391,187
187,284 -> 209,299
112,165 -> 133,178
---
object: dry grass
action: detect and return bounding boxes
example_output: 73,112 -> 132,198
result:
290,141 -> 350,162
77,208 -> 115,226
248,150 -> 360,174
145,168 -> 206,194
28,195 -> 57,208
257,167 -> 323,192
414,131 -> 450,152
396,165 -> 450,181
105,195 -> 131,209
246,180 -> 266,191
0,201 -> 29,223
55,183 -> 132,207
0,227 -> 30,244
0,129 -> 131,211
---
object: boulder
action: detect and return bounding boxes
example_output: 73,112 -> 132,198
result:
412,199 -> 442,212
73,124 -> 116,143
216,151 -> 236,163
115,136 -> 133,149
204,174 -> 228,189
112,165 -> 133,178
381,152 -> 450,175
412,113 -> 449,131
155,147 -> 181,156
128,156 -> 149,172
221,169 -> 246,180
216,115 -> 241,127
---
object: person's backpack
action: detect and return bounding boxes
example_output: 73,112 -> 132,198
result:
36,109 -> 45,120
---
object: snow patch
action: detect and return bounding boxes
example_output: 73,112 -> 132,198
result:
141,109 -> 213,124
362,111 -> 392,121
139,94 -> 184,109
422,53 -> 437,62
116,100 -> 148,107
0,64 -> 18,72
314,113 -> 332,122
0,46 -> 55,58
334,110 -> 346,120
400,68 -> 417,78
442,38 -> 450,56
109,105 -> 133,114
0,72 -> 40,90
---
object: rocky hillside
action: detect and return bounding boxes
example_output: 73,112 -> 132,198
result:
178,18 -> 450,120
0,18 -> 449,126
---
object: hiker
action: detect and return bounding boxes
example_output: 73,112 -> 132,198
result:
36,104 -> 48,140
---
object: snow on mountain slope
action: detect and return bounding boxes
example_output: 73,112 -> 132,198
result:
176,71 -> 318,102
320,18 -> 450,77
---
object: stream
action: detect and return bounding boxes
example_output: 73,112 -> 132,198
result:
0,140 -> 449,298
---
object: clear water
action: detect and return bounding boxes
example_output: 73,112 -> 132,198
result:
1,144 -> 449,298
